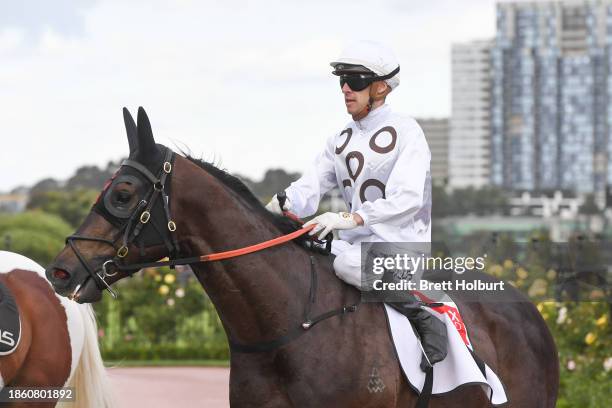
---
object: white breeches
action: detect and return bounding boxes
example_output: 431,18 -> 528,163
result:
331,238 -> 386,290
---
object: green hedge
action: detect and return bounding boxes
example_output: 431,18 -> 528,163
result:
102,342 -> 229,361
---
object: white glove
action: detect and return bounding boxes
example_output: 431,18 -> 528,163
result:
303,212 -> 358,240
265,194 -> 292,215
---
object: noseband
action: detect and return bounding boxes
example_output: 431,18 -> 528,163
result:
64,148 -> 179,298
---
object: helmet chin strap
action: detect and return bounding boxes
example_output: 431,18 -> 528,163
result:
353,83 -> 386,121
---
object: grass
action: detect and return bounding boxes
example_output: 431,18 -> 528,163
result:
104,359 -> 230,368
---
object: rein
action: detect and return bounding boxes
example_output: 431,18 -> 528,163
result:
108,222 -> 317,273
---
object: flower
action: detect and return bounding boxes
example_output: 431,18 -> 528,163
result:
604,357 -> 612,372
528,279 -> 548,297
164,274 -> 176,284
488,264 -> 503,277
166,298 -> 175,306
516,267 -> 528,279
158,284 -> 170,295
595,314 -> 607,327
585,332 -> 597,345
143,268 -> 157,276
556,307 -> 567,325
175,288 -> 185,298
567,360 -> 576,371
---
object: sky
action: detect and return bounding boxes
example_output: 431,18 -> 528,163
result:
0,0 -> 501,192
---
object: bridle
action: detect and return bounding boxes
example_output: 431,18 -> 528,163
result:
65,148 -> 178,299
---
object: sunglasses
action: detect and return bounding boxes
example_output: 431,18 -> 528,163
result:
339,74 -> 377,92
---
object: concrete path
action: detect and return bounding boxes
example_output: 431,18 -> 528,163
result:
107,367 -> 230,408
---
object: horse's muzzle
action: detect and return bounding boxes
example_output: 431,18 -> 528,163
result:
71,277 -> 103,303
45,264 -> 75,294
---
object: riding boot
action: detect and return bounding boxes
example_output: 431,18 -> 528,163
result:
388,301 -> 448,372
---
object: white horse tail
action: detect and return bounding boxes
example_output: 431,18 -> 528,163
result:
59,304 -> 115,408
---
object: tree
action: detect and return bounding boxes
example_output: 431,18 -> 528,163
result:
0,211 -> 72,265
29,178 -> 61,195
237,168 -> 301,201
65,165 -> 116,191
433,186 -> 509,217
579,194 -> 601,216
27,189 -> 99,228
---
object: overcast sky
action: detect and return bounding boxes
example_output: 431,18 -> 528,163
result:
0,0 -> 502,192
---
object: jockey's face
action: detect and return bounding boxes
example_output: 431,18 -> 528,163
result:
342,82 -> 369,117
342,80 -> 387,120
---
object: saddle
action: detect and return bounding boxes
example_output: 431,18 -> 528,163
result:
385,287 -> 508,405
0,280 -> 21,355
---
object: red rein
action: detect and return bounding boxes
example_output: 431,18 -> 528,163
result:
199,211 -> 313,262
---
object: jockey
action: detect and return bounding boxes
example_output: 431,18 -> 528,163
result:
266,40 -> 447,370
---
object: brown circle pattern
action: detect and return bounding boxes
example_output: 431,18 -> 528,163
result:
335,128 -> 352,154
335,125 -> 398,204
359,179 -> 386,203
345,151 -> 364,181
369,126 -> 397,154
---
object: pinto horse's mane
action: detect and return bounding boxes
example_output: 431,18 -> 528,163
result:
184,155 -> 311,247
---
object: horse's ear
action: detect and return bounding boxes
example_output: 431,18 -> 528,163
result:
123,107 -> 138,156
136,106 -> 158,158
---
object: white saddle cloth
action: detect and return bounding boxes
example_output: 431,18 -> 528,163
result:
384,303 -> 508,405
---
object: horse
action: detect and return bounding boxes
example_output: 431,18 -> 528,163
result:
45,107 -> 559,407
0,251 -> 114,408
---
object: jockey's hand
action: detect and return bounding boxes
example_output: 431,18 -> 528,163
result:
265,194 -> 292,215
303,212 -> 359,240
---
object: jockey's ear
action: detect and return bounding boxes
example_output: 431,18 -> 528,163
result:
123,107 -> 138,156
136,106 -> 159,160
375,81 -> 391,97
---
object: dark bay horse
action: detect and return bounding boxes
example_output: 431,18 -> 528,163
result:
0,251 -> 113,408
46,107 -> 559,407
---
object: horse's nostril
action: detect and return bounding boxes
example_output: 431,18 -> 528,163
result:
53,269 -> 71,280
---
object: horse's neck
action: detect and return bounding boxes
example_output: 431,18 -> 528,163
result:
176,164 -> 312,344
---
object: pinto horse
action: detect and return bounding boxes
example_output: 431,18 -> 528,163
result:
46,107 -> 559,407
0,251 -> 113,408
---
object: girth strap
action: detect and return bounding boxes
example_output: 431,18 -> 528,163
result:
415,367 -> 434,408
228,255 -> 360,354
229,304 -> 359,354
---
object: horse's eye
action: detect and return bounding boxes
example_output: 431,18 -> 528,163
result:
115,190 -> 132,205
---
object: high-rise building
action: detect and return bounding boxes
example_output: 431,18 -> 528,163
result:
491,0 -> 612,194
418,118 -> 449,186
449,40 -> 492,189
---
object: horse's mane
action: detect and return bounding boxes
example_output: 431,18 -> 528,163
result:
185,155 -> 310,246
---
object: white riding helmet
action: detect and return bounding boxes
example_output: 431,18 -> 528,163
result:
330,40 -> 401,90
